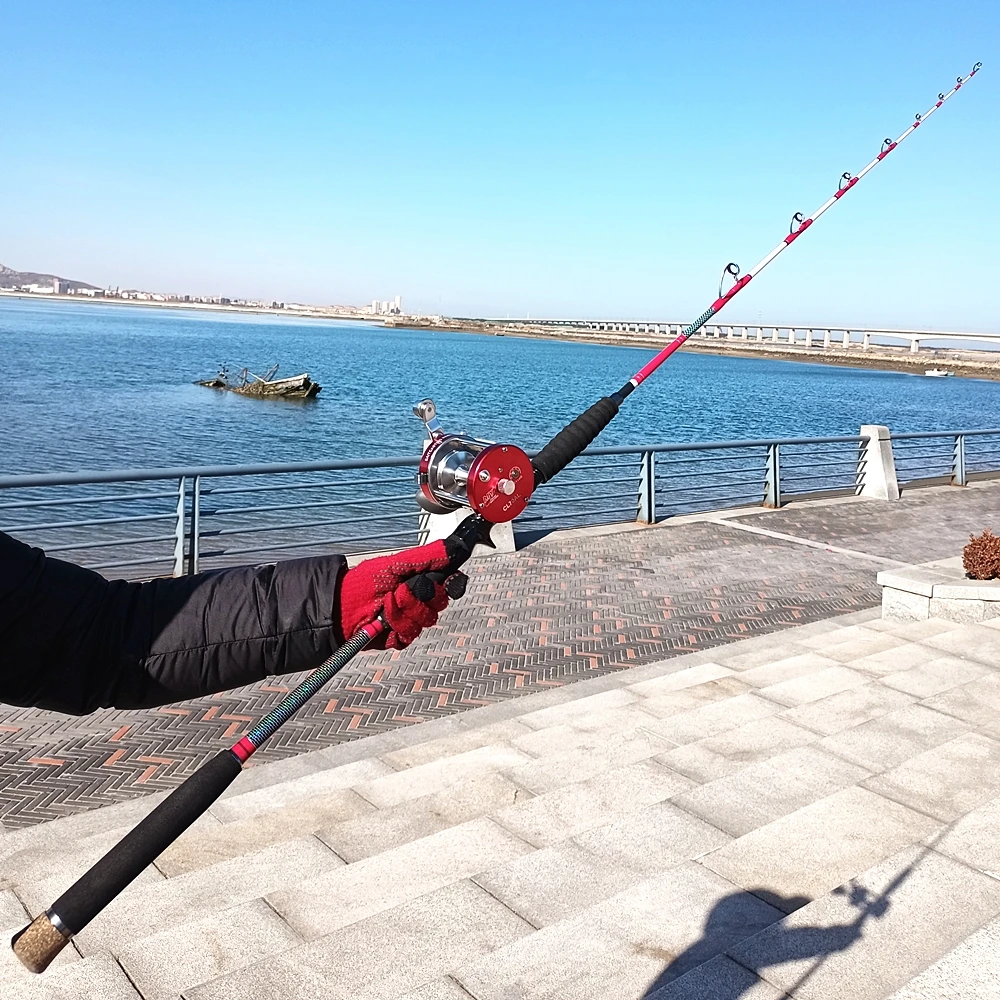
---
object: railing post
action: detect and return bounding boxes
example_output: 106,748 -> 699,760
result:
952,434 -> 967,486
764,443 -> 781,508
173,476 -> 186,577
187,474 -> 201,573
637,450 -> 656,523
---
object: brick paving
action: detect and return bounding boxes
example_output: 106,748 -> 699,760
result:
0,480 -> 995,830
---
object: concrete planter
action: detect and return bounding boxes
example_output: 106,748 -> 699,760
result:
878,556 -> 1000,623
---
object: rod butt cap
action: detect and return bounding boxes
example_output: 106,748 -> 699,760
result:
11,911 -> 71,974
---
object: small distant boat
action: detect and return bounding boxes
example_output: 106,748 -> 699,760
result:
196,364 -> 321,398
923,368 -> 954,378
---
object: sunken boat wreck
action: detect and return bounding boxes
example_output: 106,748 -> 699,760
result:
196,364 -> 322,399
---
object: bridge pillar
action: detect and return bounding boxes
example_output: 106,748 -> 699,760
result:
842,330 -> 851,349
756,327 -> 764,342
910,339 -> 919,354
863,332 -> 871,350
805,329 -> 814,348
771,327 -> 779,343
823,330 -> 831,348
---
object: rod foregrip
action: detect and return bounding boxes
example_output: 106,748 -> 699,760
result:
12,749 -> 242,973
531,396 -> 620,485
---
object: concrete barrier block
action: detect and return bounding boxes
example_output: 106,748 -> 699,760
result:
929,597 -> 988,623
860,424 -> 900,500
876,568 -> 952,597
882,587 -> 930,622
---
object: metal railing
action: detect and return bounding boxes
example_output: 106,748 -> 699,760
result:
0,459 -> 422,580
3,428 -> 1000,580
891,429 -> 1000,488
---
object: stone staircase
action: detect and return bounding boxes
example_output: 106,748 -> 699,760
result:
3,607 -> 1000,999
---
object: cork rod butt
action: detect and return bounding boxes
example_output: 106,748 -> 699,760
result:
11,911 -> 71,974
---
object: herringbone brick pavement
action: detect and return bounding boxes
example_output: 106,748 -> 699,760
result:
1,482 -> 993,829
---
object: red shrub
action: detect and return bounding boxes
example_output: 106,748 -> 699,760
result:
963,529 -> 1000,580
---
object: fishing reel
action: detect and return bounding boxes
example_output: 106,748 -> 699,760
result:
412,399 -> 534,523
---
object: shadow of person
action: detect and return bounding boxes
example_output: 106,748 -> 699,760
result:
641,885 -> 887,1000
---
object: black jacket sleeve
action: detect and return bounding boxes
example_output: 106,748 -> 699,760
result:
0,530 -> 346,715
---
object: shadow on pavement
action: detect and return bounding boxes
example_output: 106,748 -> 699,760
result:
641,884 -> 891,999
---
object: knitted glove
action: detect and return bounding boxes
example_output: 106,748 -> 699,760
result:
337,539 -> 468,649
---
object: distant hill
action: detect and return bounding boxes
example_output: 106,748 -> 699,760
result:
0,264 -> 100,291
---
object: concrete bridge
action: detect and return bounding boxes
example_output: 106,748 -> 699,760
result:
487,318 -> 1000,354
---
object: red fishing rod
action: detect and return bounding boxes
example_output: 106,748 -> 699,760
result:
13,61 -> 981,974
615,60 -> 983,398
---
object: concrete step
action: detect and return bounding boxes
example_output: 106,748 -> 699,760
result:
4,608 -> 1000,998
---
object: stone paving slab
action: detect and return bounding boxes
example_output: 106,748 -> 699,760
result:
492,759 -> 694,848
473,802 -> 731,927
266,817 -> 534,941
669,746 -> 871,838
657,716 -> 820,784
316,771 -> 529,864
10,477 -> 998,829
884,914 -> 1000,999
186,880 -> 534,1000
116,898 -> 302,1000
779,683 -> 916,737
699,786 -> 941,908
75,835 -> 343,954
4,954 -> 142,1000
861,732 -> 1000,822
648,954 -> 788,1000
455,864 -> 787,1000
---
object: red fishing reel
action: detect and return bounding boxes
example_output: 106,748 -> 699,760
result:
413,399 -> 534,523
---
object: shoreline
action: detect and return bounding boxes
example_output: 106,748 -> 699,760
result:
6,291 -> 1000,381
392,316 -> 1000,382
0,290 -> 383,325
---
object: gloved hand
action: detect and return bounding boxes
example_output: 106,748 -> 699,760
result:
337,539 -> 469,649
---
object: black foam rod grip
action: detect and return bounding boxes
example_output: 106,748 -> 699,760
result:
531,396 -> 620,485
49,750 -> 242,935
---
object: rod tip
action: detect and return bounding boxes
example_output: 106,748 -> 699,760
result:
11,912 -> 71,974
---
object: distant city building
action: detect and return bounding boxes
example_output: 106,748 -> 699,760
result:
369,295 -> 402,316
52,278 -> 67,294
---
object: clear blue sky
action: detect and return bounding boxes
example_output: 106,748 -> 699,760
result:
2,1 -> 995,329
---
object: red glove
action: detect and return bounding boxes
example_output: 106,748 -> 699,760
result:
337,540 -> 467,649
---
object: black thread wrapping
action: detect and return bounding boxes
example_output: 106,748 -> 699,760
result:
531,397 -> 620,485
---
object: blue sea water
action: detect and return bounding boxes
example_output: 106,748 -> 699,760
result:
3,296 -> 999,476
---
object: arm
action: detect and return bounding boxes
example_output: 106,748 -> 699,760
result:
0,531 -> 344,714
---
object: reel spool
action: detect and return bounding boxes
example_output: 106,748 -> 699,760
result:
413,399 -> 534,523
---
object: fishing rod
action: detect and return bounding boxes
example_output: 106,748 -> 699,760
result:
14,61 -> 981,974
